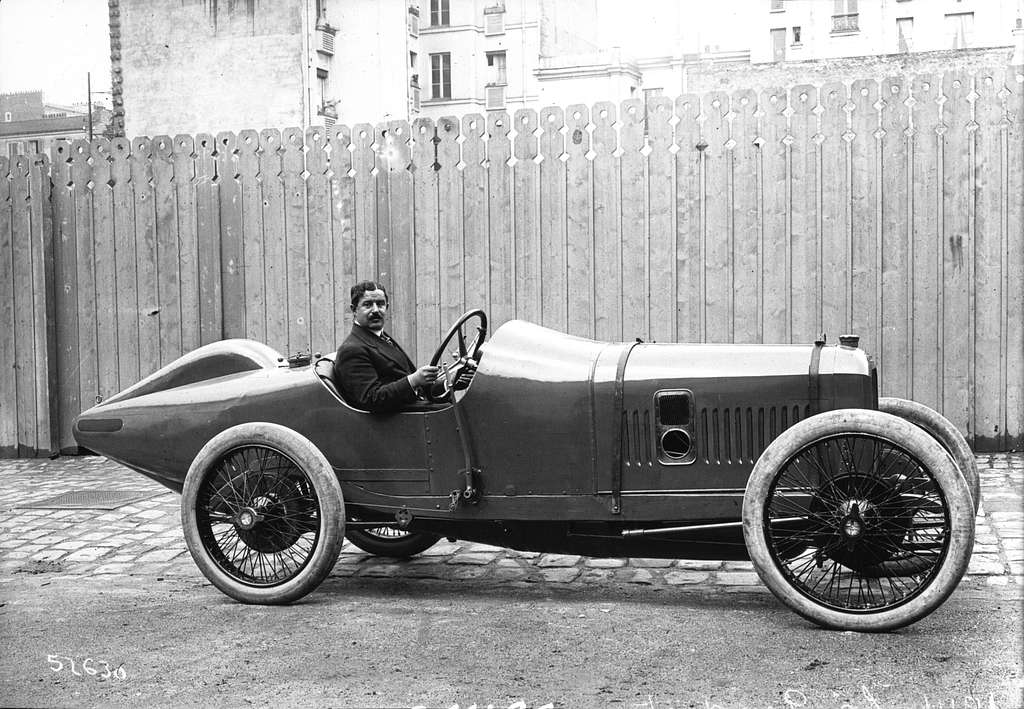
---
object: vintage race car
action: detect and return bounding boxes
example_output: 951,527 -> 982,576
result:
73,310 -> 980,632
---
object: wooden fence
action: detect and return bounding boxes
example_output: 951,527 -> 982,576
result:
1,66 -> 1022,456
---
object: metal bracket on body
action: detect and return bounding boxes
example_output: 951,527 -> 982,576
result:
441,362 -> 480,511
808,333 -> 826,415
609,340 -> 641,515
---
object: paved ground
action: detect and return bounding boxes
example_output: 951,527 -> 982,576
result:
0,453 -> 1021,591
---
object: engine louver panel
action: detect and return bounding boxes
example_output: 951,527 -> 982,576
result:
699,405 -> 811,465
621,408 -> 653,467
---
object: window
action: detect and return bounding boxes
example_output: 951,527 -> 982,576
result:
832,0 -> 859,33
486,51 -> 506,85
430,0 -> 449,26
3,112 -> 10,122
29,140 -> 40,153
316,0 -> 328,24
410,50 -> 417,69
770,0 -> 784,10
897,17 -> 913,52
792,26 -> 802,44
771,28 -> 786,61
317,68 -> 330,108
945,12 -> 974,49
408,6 -> 419,36
430,52 -> 451,99
484,5 -> 505,34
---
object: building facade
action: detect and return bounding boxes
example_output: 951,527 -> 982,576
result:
0,91 -> 111,159
110,0 -> 1023,137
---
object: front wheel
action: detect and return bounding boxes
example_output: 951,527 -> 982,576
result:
742,409 -> 974,632
181,422 -> 345,604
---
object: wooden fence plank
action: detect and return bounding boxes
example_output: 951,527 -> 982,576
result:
384,120 -> 416,354
259,129 -> 287,353
647,96 -> 675,343
437,116 -> 465,334
592,101 -> 621,341
11,157 -> 37,454
880,77 -> 911,398
217,131 -> 245,341
172,134 -> 200,355
940,72 -> 973,435
461,114 -> 490,324
759,88 -> 790,343
910,74 -> 942,411
0,156 -> 15,455
850,79 -> 881,361
50,142 -> 79,452
374,122 -> 391,295
29,153 -> 57,453
111,138 -> 139,385
564,104 -> 593,339
619,99 -> 647,341
973,69 -> 1007,448
730,90 -> 759,345
1006,68 -> 1024,447
306,126 -> 335,356
513,109 -> 541,324
71,141 -> 98,422
352,123 -> 378,283
789,85 -> 820,344
702,91 -> 730,343
237,129 -> 265,345
412,117 -> 440,365
282,127 -> 310,354
89,139 -> 120,403
195,133 -> 222,347
819,82 -> 850,336
131,138 -> 161,373
539,106 -> 567,332
328,125 -> 357,347
674,95 -> 701,343
486,112 -> 514,331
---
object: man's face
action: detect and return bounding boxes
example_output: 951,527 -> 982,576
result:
352,289 -> 388,332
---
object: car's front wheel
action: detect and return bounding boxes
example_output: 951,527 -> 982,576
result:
742,409 -> 974,632
181,422 -> 345,604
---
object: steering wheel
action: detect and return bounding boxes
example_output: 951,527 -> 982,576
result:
426,309 -> 488,403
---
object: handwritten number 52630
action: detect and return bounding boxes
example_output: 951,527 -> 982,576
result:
47,655 -> 126,680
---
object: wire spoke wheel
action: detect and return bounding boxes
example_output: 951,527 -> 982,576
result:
182,423 -> 345,605
765,433 -> 948,613
345,521 -> 440,558
743,409 -> 974,632
197,445 -> 322,586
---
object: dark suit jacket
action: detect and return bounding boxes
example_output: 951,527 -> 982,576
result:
334,324 -> 418,412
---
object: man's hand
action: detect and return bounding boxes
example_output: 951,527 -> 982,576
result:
407,365 -> 440,390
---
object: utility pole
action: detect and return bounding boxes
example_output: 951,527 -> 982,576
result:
87,72 -> 94,141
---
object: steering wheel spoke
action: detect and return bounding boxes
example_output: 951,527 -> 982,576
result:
427,309 -> 488,403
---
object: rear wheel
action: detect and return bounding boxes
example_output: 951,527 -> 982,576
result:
742,409 -> 974,632
181,423 -> 345,604
346,526 -> 441,558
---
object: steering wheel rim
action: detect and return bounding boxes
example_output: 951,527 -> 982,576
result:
426,309 -> 488,402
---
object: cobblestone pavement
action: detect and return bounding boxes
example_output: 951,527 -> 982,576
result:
0,454 -> 1021,592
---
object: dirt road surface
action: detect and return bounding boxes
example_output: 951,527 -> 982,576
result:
1,572 -> 1021,708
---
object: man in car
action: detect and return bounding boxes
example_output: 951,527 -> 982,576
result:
333,281 -> 440,412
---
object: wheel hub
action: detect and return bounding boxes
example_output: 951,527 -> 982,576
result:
234,506 -> 263,531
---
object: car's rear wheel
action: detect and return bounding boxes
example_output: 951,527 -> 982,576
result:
346,525 -> 441,558
742,409 -> 974,632
878,397 -> 980,513
181,422 -> 345,604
